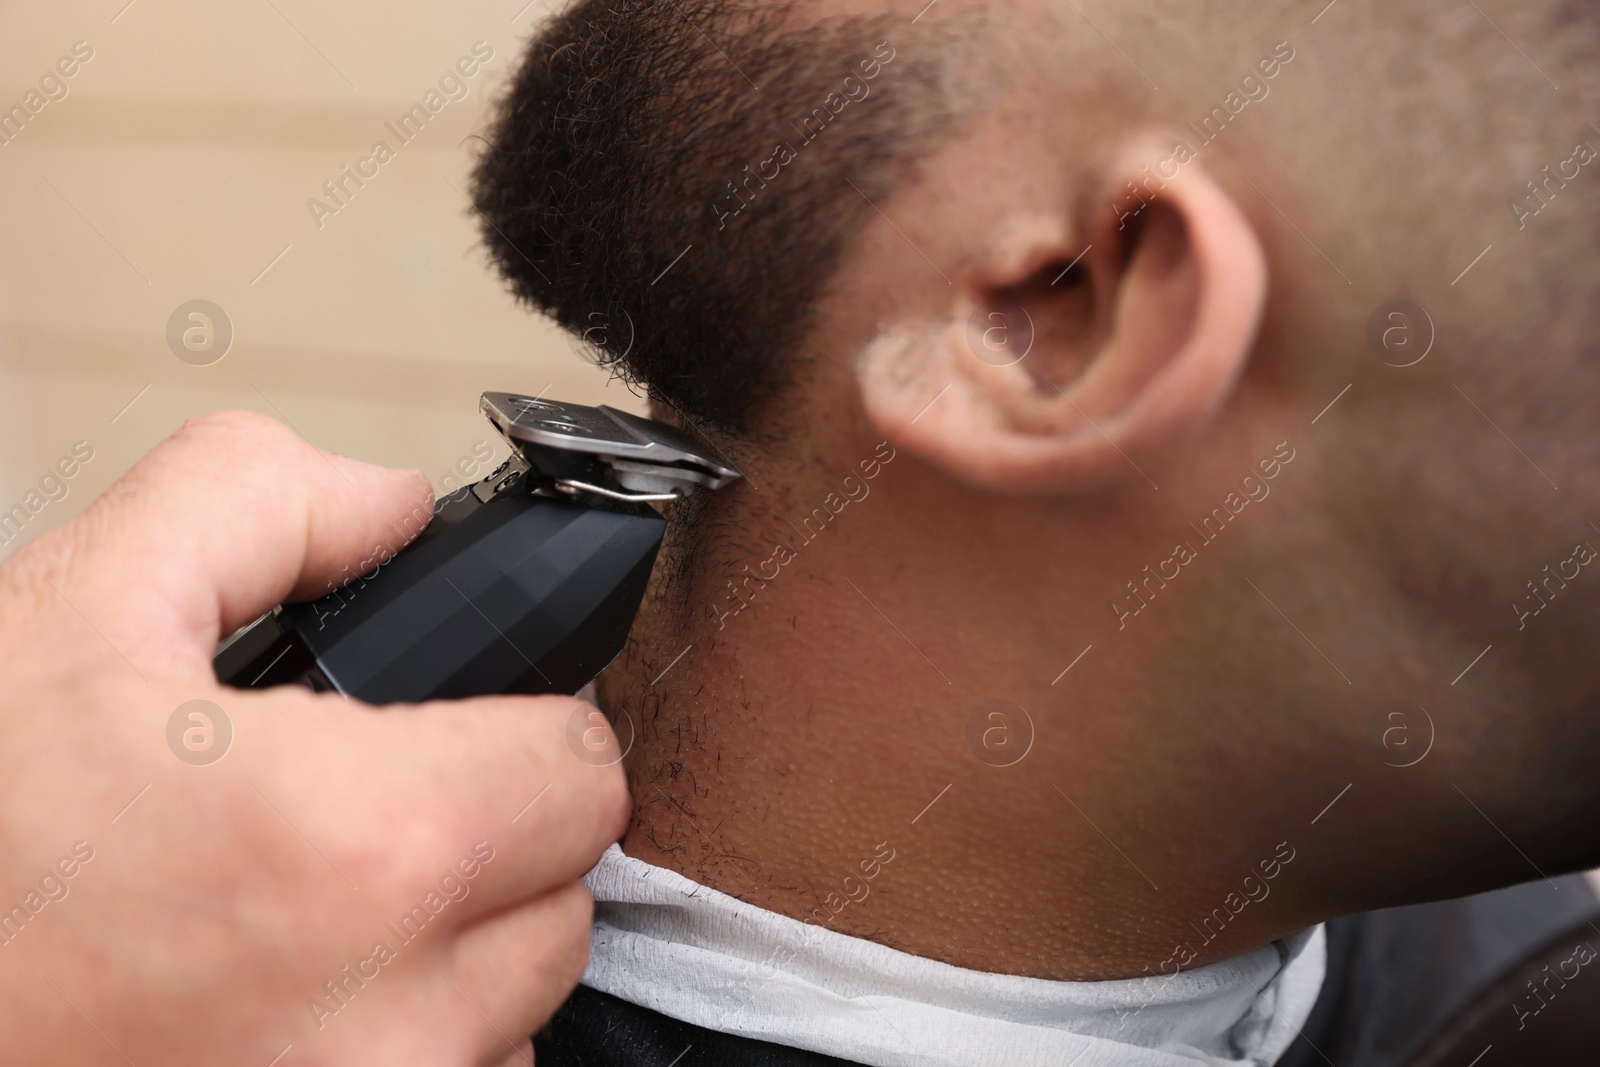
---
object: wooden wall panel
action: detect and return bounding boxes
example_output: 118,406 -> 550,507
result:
0,0 -> 641,556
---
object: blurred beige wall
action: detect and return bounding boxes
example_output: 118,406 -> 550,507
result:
0,0 -> 639,559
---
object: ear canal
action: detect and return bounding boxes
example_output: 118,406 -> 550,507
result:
965,192 -> 1204,413
976,246 -> 1104,402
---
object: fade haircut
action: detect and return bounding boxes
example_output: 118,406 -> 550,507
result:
471,0 -> 961,437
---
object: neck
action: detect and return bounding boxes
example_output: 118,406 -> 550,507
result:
597,490 -> 1336,982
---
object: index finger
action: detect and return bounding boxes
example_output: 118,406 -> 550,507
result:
1,410 -> 434,683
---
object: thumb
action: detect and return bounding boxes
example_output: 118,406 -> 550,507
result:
2,410 -> 435,682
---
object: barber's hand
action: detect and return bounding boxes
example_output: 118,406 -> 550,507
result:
0,412 -> 630,1066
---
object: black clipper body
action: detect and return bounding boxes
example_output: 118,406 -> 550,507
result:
214,394 -> 740,704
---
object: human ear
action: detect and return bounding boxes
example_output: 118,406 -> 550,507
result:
854,137 -> 1267,492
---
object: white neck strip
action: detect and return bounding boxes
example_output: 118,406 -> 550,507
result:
583,845 -> 1324,1067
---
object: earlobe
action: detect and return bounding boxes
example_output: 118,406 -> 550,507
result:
855,139 -> 1267,492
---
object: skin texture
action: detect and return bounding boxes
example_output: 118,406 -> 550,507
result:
598,0 -> 1600,980
0,412 -> 630,1065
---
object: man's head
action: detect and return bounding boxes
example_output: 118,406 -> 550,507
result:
475,0 -> 1600,979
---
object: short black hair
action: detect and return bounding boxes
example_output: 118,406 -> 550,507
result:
471,0 -> 956,437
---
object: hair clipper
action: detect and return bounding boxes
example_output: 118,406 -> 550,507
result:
214,393 -> 739,704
